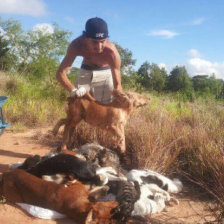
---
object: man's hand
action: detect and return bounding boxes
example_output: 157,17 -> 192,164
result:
115,85 -> 122,92
70,87 -> 87,97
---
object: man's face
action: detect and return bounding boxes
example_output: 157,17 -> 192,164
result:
85,38 -> 107,53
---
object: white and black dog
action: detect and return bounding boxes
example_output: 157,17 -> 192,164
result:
126,169 -> 183,216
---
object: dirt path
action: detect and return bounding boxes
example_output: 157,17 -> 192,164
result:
0,128 -> 217,224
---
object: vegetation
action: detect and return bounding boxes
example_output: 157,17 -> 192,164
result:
0,17 -> 224,221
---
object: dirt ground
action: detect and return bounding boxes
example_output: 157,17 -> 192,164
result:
0,128 -> 218,224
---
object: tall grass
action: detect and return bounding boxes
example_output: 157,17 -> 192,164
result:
71,93 -> 224,220
0,71 -> 67,129
1,71 -> 224,220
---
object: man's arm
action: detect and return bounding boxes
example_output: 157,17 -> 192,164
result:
108,46 -> 122,91
56,43 -> 77,92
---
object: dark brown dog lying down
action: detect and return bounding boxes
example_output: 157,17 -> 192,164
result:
0,169 -> 119,224
53,90 -> 149,154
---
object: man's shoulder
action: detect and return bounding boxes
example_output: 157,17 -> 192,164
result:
105,41 -> 119,56
104,41 -> 120,61
69,36 -> 85,55
105,40 -> 116,50
70,36 -> 84,48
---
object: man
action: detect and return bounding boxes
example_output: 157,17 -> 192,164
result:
56,17 -> 131,166
56,17 -> 122,104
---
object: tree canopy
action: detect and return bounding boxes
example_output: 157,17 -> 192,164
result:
137,61 -> 167,92
0,17 -> 224,101
166,66 -> 192,92
0,17 -> 72,77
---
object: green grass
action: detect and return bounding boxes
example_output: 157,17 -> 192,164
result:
0,71 -> 67,130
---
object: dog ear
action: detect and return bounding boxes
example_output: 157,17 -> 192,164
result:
112,90 -> 132,108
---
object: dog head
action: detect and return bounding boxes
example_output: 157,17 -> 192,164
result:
112,90 -> 132,108
112,90 -> 149,110
126,92 -> 150,109
98,148 -> 120,168
18,155 -> 41,170
85,201 -> 119,224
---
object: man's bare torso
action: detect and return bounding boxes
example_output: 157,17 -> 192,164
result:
56,35 -> 121,92
70,36 -> 118,68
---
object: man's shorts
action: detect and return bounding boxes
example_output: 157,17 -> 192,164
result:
75,64 -> 114,104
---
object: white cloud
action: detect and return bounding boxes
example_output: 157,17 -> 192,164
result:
163,49 -> 224,79
0,0 -> 47,16
159,63 -> 166,69
159,53 -> 224,79
148,30 -> 179,39
191,17 -> 205,25
186,58 -> 224,79
158,63 -> 176,74
32,23 -> 54,35
187,49 -> 203,58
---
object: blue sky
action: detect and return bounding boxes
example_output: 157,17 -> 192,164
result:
0,0 -> 224,79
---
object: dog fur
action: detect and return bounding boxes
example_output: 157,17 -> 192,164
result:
0,169 -> 119,224
126,169 -> 183,193
27,153 -> 99,184
74,143 -> 126,175
53,90 -> 149,154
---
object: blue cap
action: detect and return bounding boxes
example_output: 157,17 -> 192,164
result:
84,17 -> 108,40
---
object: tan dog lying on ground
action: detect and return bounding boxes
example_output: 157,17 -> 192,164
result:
53,90 -> 149,156
0,169 -> 119,224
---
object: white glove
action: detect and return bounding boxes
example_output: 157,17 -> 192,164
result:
76,87 -> 87,97
70,88 -> 77,97
70,87 -> 86,97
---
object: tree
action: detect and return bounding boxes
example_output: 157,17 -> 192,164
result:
0,35 -> 10,70
137,61 -> 151,89
166,66 -> 192,92
192,75 -> 209,91
149,64 -> 167,92
192,74 -> 224,98
0,17 -> 72,76
0,17 -> 23,68
219,83 -> 224,99
208,74 -> 224,98
137,61 -> 167,92
114,42 -> 136,72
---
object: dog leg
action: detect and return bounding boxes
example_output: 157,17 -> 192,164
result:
52,118 -> 67,136
68,127 -> 75,149
62,122 -> 72,150
109,125 -> 126,154
62,118 -> 81,150
118,125 -> 126,154
108,126 -> 132,168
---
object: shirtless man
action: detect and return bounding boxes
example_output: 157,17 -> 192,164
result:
56,17 -> 122,104
56,18 -> 131,165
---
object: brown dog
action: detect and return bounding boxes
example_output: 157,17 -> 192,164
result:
0,169 -> 119,224
53,90 -> 149,154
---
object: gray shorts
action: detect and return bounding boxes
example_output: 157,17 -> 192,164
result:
75,68 -> 114,104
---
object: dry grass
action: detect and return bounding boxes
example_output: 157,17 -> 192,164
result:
68,95 -> 224,222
